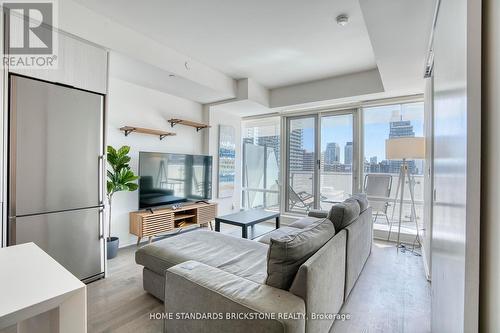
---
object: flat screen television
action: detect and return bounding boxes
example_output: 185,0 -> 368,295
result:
138,152 -> 213,209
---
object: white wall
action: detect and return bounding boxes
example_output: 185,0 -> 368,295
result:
106,77 -> 204,247
270,69 -> 384,108
206,107 -> 242,216
431,0 -> 481,332
480,0 -> 500,330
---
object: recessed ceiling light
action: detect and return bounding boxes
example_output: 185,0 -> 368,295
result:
336,14 -> 349,27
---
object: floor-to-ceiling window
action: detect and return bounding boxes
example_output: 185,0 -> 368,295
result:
363,101 -> 425,238
242,101 -> 423,226
241,117 -> 280,211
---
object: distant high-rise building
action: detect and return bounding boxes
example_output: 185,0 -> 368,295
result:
366,156 -> 380,173
387,119 -> 417,173
243,127 -> 280,151
389,119 -> 415,138
302,151 -> 315,171
344,142 -> 353,165
257,136 -> 279,152
324,142 -> 340,165
242,128 -> 280,164
289,129 -> 304,171
380,160 -> 390,173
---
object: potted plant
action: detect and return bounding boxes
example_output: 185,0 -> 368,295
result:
106,145 -> 139,259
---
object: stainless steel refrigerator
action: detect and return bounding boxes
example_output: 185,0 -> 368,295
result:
8,74 -> 105,283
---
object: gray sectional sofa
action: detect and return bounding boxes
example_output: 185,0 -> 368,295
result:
135,195 -> 373,333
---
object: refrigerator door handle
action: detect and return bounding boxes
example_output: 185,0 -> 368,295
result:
98,155 -> 105,206
99,154 -> 106,241
99,206 -> 104,240
8,216 -> 16,245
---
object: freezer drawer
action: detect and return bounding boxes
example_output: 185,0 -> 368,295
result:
11,208 -> 104,281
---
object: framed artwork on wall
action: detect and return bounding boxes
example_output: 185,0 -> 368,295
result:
218,124 -> 236,198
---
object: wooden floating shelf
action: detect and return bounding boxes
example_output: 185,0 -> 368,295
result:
167,118 -> 211,132
120,126 -> 176,140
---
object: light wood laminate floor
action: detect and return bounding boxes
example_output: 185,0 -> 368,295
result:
87,226 -> 430,333
330,241 -> 431,333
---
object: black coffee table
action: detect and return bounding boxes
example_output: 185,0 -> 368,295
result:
215,210 -> 280,239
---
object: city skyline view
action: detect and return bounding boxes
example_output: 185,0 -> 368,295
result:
296,103 -> 424,165
243,102 -> 425,174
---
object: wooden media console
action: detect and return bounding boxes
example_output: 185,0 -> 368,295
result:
129,202 -> 218,245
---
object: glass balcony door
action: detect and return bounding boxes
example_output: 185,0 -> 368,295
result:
286,116 -> 318,213
285,111 -> 358,214
320,113 -> 356,210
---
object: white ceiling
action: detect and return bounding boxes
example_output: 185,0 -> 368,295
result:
359,0 -> 436,93
72,0 -> 377,89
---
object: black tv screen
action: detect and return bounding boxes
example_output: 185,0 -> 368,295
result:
138,152 -> 213,209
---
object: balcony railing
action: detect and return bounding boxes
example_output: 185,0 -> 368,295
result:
243,171 -> 424,236
242,187 -> 280,212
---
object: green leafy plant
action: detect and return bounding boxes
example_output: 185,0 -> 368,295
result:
106,145 -> 139,240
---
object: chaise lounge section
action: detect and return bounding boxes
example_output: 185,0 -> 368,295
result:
135,229 -> 269,301
135,195 -> 372,333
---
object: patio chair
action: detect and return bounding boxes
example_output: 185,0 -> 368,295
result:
364,174 -> 393,238
288,184 -> 315,212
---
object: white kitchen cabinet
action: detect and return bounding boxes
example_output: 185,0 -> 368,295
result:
10,29 -> 108,94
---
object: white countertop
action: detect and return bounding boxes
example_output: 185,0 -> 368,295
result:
0,242 -> 85,328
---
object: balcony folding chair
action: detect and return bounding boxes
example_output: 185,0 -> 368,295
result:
364,174 -> 393,239
288,184 -> 315,212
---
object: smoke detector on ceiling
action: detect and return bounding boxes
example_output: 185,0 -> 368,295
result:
336,14 -> 349,27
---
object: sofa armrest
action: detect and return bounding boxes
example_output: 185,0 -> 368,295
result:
165,260 -> 305,333
289,229 -> 346,333
344,207 -> 373,298
307,209 -> 328,218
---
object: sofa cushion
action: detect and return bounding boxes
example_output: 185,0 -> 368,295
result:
289,216 -> 322,229
257,226 -> 302,245
266,218 -> 336,290
136,230 -> 268,284
328,198 -> 361,231
351,193 -> 369,212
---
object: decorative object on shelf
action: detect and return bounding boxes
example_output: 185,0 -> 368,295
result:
167,118 -> 210,132
119,126 -> 176,140
171,203 -> 183,210
106,145 -> 139,259
385,137 -> 425,255
218,124 -> 236,198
